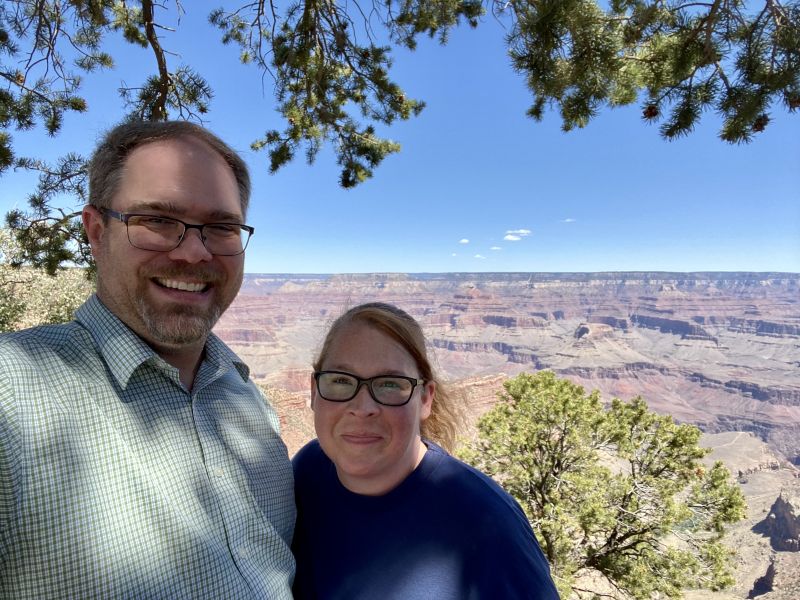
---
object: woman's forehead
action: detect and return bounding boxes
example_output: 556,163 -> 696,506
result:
323,321 -> 418,373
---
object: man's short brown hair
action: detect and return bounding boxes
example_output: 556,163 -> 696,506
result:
88,120 -> 251,215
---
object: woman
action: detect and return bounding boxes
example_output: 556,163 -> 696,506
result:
292,302 -> 559,599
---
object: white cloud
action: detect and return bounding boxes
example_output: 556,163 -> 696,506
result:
459,238 -> 470,244
562,218 -> 576,223
490,246 -> 502,251
505,229 -> 531,237
474,254 -> 486,259
451,253 -> 458,257
504,228 -> 531,241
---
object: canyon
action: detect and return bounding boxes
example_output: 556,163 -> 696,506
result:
215,271 -> 800,460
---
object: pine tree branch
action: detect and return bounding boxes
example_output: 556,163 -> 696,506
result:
766,0 -> 791,25
571,585 -> 618,600
141,0 -> 170,120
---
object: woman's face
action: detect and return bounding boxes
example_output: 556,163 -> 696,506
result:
311,321 -> 434,495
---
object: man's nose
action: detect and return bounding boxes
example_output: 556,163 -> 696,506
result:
168,228 -> 213,263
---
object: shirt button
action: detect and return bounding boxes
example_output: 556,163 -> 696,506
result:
213,467 -> 225,478
238,547 -> 250,559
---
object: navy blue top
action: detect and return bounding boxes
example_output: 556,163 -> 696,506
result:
292,439 -> 559,599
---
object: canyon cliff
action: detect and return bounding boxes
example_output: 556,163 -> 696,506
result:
214,272 -> 800,461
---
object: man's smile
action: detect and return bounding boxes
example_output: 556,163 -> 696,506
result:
154,278 -> 210,293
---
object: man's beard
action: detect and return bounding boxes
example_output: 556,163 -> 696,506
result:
92,234 -> 244,349
136,297 -> 223,345
133,265 -> 241,346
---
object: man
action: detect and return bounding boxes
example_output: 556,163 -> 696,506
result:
0,121 -> 295,598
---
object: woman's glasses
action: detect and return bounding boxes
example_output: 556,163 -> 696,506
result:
314,370 -> 424,406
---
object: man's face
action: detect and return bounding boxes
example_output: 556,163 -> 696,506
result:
83,135 -> 246,353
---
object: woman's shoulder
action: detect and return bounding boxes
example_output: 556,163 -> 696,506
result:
425,442 -> 505,493
292,439 -> 330,479
292,438 -> 323,463
423,443 -> 559,595
423,442 -> 525,517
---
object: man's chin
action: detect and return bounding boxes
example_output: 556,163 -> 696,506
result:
138,303 -> 221,347
150,325 -> 210,347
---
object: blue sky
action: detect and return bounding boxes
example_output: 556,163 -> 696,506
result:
2,4 -> 798,274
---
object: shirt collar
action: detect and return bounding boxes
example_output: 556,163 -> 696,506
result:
203,328 -> 251,382
75,294 -> 249,388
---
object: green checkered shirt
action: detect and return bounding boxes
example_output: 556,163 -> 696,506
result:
0,295 -> 295,599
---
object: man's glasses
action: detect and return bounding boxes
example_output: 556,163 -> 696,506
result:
314,370 -> 425,407
99,208 -> 254,256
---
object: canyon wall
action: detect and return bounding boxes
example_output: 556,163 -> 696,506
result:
214,272 -> 800,461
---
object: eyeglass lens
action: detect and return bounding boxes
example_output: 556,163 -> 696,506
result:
316,372 -> 416,406
127,215 -> 249,256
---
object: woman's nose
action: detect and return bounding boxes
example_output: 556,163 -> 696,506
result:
348,383 -> 379,415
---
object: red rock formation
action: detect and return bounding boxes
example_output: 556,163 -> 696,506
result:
215,272 -> 800,462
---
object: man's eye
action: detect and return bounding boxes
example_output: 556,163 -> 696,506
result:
205,223 -> 241,237
137,216 -> 176,229
330,376 -> 355,386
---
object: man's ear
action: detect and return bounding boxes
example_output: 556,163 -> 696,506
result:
82,205 -> 105,255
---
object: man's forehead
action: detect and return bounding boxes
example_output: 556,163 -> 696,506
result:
114,136 -> 243,219
127,134 -> 223,160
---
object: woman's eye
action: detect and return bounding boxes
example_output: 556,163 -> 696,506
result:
376,379 -> 402,390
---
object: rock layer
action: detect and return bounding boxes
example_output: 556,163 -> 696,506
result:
214,272 -> 800,460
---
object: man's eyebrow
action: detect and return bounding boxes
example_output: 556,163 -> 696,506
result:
126,200 -> 175,213
207,210 -> 246,223
124,201 -> 244,222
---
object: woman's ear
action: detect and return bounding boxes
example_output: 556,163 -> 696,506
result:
419,380 -> 435,421
309,372 -> 318,411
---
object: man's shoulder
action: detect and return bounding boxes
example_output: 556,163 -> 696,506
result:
0,321 -> 88,359
0,322 -> 99,400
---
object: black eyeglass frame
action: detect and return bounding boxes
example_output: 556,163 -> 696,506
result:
313,370 -> 426,407
99,207 -> 255,256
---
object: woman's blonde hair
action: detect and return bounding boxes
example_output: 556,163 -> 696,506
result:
313,302 -> 462,452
